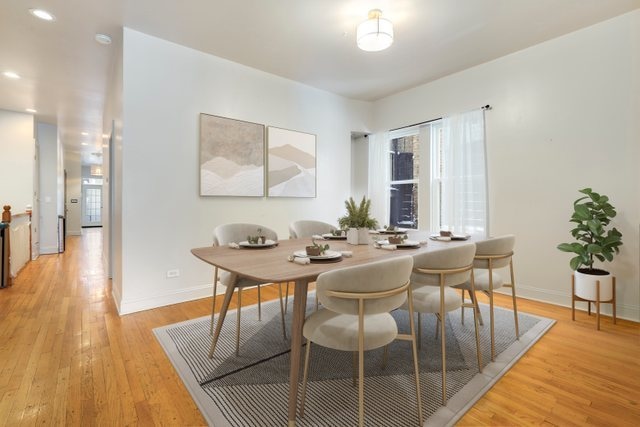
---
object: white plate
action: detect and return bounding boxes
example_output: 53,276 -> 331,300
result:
376,228 -> 408,234
322,233 -> 347,240
429,234 -> 470,241
378,239 -> 420,248
293,249 -> 343,260
239,239 -> 278,248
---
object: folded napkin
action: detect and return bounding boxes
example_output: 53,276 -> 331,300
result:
312,234 -> 324,240
340,250 -> 353,258
293,257 -> 311,265
228,242 -> 240,249
380,244 -> 397,251
419,240 -> 429,246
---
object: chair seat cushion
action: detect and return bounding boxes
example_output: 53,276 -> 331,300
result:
303,309 -> 398,352
456,270 -> 504,291
402,286 -> 461,314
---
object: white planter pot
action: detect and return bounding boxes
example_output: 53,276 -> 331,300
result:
574,269 -> 613,301
347,228 -> 370,245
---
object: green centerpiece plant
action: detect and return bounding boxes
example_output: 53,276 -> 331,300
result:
338,196 -> 379,245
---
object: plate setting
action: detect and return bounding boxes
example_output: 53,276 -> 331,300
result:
429,234 -> 471,241
239,239 -> 279,249
377,239 -> 421,249
293,249 -> 343,262
321,233 -> 347,240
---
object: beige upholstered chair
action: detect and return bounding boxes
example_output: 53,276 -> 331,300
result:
408,242 -> 482,405
299,256 -> 423,427
209,223 -> 288,358
288,220 -> 337,239
456,234 -> 519,361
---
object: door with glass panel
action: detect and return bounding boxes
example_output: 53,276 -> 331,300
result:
82,185 -> 102,227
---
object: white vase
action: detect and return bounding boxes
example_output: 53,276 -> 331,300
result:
347,228 -> 370,245
574,269 -> 613,301
346,228 -> 359,245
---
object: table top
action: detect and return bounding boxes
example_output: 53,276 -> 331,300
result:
191,234 -> 474,283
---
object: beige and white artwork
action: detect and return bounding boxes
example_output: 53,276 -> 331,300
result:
267,127 -> 316,198
200,114 -> 265,197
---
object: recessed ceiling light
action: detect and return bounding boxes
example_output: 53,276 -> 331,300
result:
95,33 -> 112,45
2,71 -> 20,79
81,131 -> 89,136
26,108 -> 37,113
29,8 -> 56,22
81,142 -> 89,146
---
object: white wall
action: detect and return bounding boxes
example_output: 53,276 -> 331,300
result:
102,29 -> 123,305
37,122 -> 59,254
373,11 -> 640,320
0,110 -> 34,213
350,135 -> 369,200
116,28 -> 372,314
64,151 -> 82,235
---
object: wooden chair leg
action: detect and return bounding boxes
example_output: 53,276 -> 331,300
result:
257,284 -> 262,321
470,269 -> 483,372
358,300 -> 365,427
509,260 -> 520,339
461,289 -> 466,325
352,351 -> 357,387
417,312 -> 422,349
299,340 -> 312,417
284,282 -> 290,314
440,280 -> 447,406
278,283 -> 287,340
406,287 -> 423,426
210,267 -> 219,336
381,345 -> 389,370
236,288 -> 242,355
488,266 -> 496,362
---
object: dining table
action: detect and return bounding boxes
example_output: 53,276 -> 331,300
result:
191,232 -> 472,426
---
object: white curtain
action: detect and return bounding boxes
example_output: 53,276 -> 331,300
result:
440,109 -> 488,236
367,132 -> 390,227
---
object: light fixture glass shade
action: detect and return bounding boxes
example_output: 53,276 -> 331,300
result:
357,9 -> 393,52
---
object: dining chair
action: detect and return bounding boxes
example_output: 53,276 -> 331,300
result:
209,223 -> 288,358
288,220 -> 336,239
455,234 -> 519,361
406,242 -> 482,405
299,256 -> 423,427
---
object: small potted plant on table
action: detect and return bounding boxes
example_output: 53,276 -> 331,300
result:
306,239 -> 329,256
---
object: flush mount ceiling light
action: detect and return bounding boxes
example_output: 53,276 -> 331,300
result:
2,71 -> 21,79
356,9 -> 393,52
95,33 -> 112,45
29,8 -> 56,21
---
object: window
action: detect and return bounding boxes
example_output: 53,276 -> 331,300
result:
389,131 -> 419,228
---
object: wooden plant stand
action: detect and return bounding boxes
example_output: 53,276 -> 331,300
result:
571,274 -> 616,330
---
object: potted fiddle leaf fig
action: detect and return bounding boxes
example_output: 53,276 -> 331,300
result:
557,188 -> 623,302
338,196 -> 379,245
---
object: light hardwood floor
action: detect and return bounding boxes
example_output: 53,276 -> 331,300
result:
0,229 -> 638,426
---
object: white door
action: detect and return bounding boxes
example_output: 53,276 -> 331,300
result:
82,185 -> 102,227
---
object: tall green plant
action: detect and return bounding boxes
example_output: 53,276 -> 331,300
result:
338,196 -> 379,229
557,188 -> 623,272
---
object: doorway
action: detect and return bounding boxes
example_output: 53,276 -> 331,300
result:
82,185 -> 102,227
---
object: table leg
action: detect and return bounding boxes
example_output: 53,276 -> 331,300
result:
208,283 -> 236,359
287,279 -> 309,426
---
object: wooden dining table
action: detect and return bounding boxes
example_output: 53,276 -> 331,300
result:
191,234 -> 471,426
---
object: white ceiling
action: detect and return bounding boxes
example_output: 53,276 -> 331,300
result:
1,0 -> 638,165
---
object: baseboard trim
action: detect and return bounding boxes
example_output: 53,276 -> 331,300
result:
118,284 -> 214,315
495,284 -> 639,322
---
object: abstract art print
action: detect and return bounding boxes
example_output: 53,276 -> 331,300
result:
200,114 -> 265,197
267,126 -> 316,198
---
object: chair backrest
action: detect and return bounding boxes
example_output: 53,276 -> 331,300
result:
213,223 -> 278,246
473,235 -> 515,269
316,256 -> 413,315
289,220 -> 336,239
411,243 -> 476,287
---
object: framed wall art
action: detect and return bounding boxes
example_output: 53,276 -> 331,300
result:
199,114 -> 265,197
267,126 -> 316,198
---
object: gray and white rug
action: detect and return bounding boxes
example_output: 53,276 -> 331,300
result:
154,293 -> 554,426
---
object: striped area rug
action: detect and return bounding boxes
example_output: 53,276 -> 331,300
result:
154,293 -> 554,426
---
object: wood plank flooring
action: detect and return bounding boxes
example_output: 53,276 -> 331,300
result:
0,229 -> 638,426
